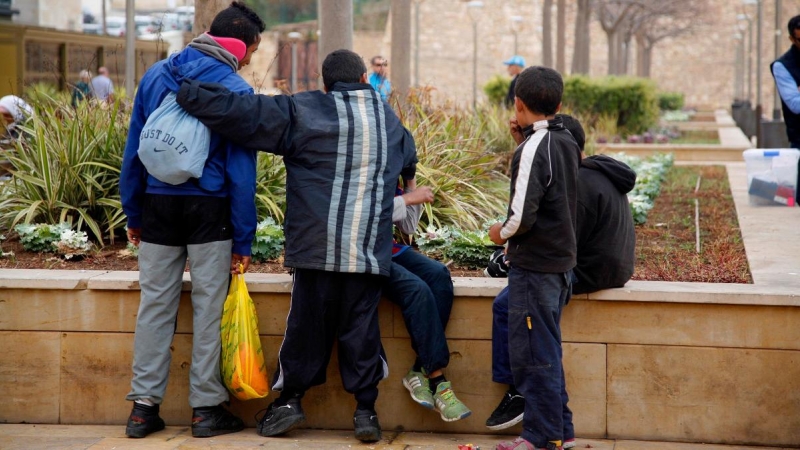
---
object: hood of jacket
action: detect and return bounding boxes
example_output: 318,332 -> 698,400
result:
156,37 -> 239,93
581,154 -> 637,194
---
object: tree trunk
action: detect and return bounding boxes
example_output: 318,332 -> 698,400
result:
606,30 -> 618,75
390,0 -> 412,99
642,43 -> 653,78
571,0 -> 592,74
619,32 -> 632,75
635,31 -> 646,77
194,0 -> 229,36
318,0 -> 354,67
542,0 -> 553,68
556,0 -> 566,73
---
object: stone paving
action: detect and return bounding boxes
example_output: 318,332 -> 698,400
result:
1,425 -> 797,450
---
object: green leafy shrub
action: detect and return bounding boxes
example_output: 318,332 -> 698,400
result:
14,222 -> 93,258
416,225 -> 495,269
0,95 -> 129,245
563,75 -> 659,136
250,217 -> 284,262
255,153 -> 286,223
610,153 -> 675,225
658,92 -> 685,111
483,75 -> 511,106
396,93 -> 511,232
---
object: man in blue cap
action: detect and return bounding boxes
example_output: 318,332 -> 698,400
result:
504,55 -> 526,108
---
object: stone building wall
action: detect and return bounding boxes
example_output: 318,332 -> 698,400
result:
13,0 -> 83,31
374,0 -> 800,110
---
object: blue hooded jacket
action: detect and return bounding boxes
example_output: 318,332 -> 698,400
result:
120,47 -> 257,255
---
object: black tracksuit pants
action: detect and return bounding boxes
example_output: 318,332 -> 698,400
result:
272,268 -> 387,407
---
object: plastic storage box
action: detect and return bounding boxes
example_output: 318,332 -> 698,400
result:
743,148 -> 800,206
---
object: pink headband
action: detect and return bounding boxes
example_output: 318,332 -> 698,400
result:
206,32 -> 247,62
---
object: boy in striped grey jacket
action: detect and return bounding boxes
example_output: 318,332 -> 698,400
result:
177,49 -> 417,444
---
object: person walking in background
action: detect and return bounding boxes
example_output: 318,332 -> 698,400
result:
485,114 -> 636,450
368,55 -> 392,101
71,70 -> 93,108
120,1 -> 265,440
389,183 -> 472,423
176,49 -> 418,444
488,66 -> 580,450
91,66 -> 115,103
503,55 -> 525,108
0,95 -> 33,141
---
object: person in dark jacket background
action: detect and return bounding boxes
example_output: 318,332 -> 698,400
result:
770,14 -> 800,149
176,49 -> 418,444
120,1 -> 264,440
485,114 -> 636,450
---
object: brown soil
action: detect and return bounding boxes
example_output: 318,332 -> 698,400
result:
0,238 -> 484,277
632,165 -> 752,283
0,165 -> 750,282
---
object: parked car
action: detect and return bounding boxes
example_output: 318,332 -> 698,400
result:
105,17 -> 126,37
146,12 -> 180,34
135,15 -> 152,36
83,23 -> 102,35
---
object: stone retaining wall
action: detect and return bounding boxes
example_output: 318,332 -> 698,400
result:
0,270 -> 798,447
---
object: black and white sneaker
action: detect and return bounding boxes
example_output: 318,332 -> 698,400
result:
485,389 -> 524,430
256,398 -> 306,437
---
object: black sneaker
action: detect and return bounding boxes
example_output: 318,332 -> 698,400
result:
125,402 -> 165,438
353,409 -> 381,443
256,398 -> 306,437
485,389 -> 524,430
191,404 -> 245,437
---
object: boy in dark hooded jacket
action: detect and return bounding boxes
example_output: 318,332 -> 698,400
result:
120,1 -> 265,440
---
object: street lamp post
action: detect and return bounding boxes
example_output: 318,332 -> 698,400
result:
467,1 -> 483,109
737,13 -> 754,104
510,15 -> 523,56
735,33 -> 744,100
755,0 -> 763,144
773,0 -> 782,120
414,0 -> 423,87
288,31 -> 303,93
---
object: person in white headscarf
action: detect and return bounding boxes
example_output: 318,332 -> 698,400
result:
0,95 -> 33,136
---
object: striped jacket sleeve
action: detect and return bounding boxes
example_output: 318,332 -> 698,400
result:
500,130 -> 552,241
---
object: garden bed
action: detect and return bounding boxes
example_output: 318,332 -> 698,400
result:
0,166 -> 750,282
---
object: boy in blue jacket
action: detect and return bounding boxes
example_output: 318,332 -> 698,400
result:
120,1 -> 265,439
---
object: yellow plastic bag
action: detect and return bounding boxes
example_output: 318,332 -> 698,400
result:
220,272 -> 269,400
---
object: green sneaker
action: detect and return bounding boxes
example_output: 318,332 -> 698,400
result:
433,381 -> 472,422
402,369 -> 434,409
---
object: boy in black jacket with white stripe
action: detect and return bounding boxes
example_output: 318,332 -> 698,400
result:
488,66 -> 580,450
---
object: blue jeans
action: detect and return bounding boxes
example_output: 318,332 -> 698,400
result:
384,249 -> 453,373
503,268 -> 574,446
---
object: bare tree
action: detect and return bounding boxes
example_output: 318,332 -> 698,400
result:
194,0 -> 230,35
596,0 -> 638,75
596,0 -> 707,77
556,0 -> 566,73
542,0 -> 553,68
633,0 -> 707,77
571,0 -> 593,74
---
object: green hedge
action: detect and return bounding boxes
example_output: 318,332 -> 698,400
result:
658,91 -> 685,111
483,75 -> 511,106
563,75 -> 659,136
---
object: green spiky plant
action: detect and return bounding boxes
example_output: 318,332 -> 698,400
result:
0,94 -> 129,244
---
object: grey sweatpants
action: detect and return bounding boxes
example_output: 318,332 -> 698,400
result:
126,240 -> 232,408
